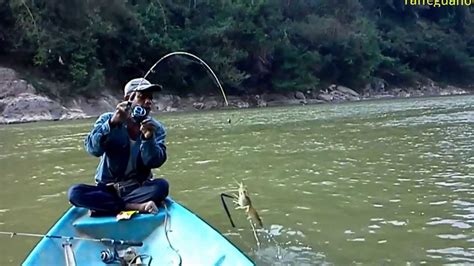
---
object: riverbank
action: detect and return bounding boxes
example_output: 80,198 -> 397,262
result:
0,67 -> 471,124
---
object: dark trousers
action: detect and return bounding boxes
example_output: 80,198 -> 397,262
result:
68,178 -> 169,214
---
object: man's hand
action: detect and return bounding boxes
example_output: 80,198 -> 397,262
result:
140,118 -> 158,139
110,101 -> 130,126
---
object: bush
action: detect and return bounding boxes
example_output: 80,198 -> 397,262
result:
0,0 -> 472,96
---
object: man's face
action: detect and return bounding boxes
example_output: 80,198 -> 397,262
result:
130,91 -> 154,114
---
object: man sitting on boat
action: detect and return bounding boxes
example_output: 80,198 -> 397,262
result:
68,78 -> 168,216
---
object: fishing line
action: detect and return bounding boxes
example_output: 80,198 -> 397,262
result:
163,202 -> 182,266
248,220 -> 261,247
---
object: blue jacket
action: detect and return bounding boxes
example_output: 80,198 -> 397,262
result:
84,112 -> 167,184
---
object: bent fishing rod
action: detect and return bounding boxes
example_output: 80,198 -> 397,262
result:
139,51 -> 229,107
0,231 -> 143,246
126,51 -> 235,126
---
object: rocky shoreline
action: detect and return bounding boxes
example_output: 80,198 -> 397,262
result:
0,67 -> 471,125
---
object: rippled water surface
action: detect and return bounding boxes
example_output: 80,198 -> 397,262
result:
0,95 -> 473,265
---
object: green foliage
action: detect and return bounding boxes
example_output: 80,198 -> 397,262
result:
0,0 -> 473,96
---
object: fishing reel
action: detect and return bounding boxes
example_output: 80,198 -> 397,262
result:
128,103 -> 148,124
101,247 -> 145,265
100,248 -> 118,264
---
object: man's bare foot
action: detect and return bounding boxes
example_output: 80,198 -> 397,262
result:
125,201 -> 158,214
141,201 -> 158,214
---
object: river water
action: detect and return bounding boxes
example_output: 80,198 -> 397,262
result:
0,95 -> 473,265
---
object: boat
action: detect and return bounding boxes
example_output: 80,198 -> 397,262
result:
23,198 -> 255,265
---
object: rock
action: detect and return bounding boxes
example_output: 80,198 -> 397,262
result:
294,91 -> 306,100
346,95 -> 360,101
165,106 -> 178,112
155,94 -> 186,111
326,85 -> 361,101
398,91 -> 410,98
317,93 -> 333,102
306,99 -> 326,104
336,86 -> 359,97
439,86 -> 467,96
372,94 -> 396,99
266,99 -> 307,107
1,93 -> 68,123
0,68 -> 36,98
156,101 -> 170,112
63,92 -> 119,117
204,100 -> 219,109
309,89 -> 320,99
409,88 -> 423,97
257,98 -> 267,107
171,95 -> 182,108
61,109 -> 89,120
444,85 -> 467,95
328,84 -> 337,91
261,93 -> 290,102
330,93 -> 346,102
192,102 -> 205,110
155,97 -> 173,112
0,67 -> 16,81
232,100 -> 249,108
262,92 -> 307,106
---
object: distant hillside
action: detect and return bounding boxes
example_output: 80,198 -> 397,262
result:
1,1 -> 473,97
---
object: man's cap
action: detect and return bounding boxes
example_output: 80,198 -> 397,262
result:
124,78 -> 162,97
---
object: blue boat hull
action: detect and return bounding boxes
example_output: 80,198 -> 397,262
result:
23,199 -> 254,265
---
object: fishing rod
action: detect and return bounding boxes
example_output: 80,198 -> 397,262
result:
132,51 -> 235,124
0,231 -> 143,247
139,51 -> 230,107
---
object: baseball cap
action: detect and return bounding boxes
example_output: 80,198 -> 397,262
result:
124,78 -> 162,97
